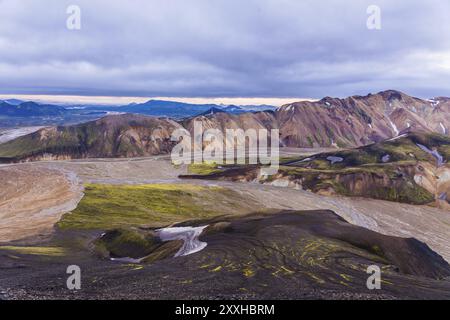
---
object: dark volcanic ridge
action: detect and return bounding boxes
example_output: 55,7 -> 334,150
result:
1,210 -> 450,299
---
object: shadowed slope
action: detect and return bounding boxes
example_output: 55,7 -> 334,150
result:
2,209 -> 450,299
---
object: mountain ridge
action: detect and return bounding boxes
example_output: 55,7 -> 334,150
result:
0,101 -> 67,117
0,98 -> 277,120
0,90 -> 449,162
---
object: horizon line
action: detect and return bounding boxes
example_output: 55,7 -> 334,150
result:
0,94 -> 317,107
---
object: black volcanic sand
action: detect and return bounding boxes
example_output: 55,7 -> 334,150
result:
1,210 -> 450,300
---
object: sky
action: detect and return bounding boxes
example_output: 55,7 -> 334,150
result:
1,0 -> 450,104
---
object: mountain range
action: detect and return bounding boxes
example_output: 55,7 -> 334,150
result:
85,100 -> 276,118
0,101 -> 66,117
0,90 -> 448,162
0,99 -> 24,105
0,98 -> 277,123
182,90 -> 449,147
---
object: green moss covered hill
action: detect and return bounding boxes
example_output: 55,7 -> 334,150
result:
183,133 -> 450,205
0,114 -> 181,162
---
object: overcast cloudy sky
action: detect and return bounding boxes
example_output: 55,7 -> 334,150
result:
0,0 -> 450,102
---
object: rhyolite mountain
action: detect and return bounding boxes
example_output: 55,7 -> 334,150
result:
185,90 -> 449,148
6,89 -> 447,147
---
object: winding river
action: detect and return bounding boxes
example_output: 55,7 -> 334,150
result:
157,225 -> 209,257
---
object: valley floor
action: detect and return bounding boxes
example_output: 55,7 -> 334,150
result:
2,156 -> 449,261
0,155 -> 449,299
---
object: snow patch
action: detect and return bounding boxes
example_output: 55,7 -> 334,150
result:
387,133 -> 407,141
330,139 -> 338,148
428,99 -> 440,107
326,156 -> 344,164
416,143 -> 444,167
387,118 -> 399,136
111,257 -> 143,263
440,122 -> 447,134
106,111 -> 127,115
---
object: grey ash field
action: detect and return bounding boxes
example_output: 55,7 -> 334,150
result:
0,91 -> 450,300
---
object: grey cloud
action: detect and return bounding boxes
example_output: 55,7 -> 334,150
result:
0,0 -> 450,98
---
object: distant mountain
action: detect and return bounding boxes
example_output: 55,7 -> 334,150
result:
115,100 -> 276,118
0,98 -> 277,122
221,105 -> 244,113
0,99 -> 24,106
117,100 -> 221,118
195,107 -> 227,117
231,104 -> 277,112
0,101 -> 67,117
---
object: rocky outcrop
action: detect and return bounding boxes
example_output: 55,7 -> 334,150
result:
414,162 -> 450,210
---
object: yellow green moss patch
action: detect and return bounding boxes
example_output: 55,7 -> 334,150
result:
243,267 -> 255,277
58,183 -> 258,230
0,246 -> 66,256
340,273 -> 352,282
188,163 -> 223,175
210,266 -> 223,272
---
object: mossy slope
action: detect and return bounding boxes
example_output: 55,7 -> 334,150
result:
58,183 -> 260,230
